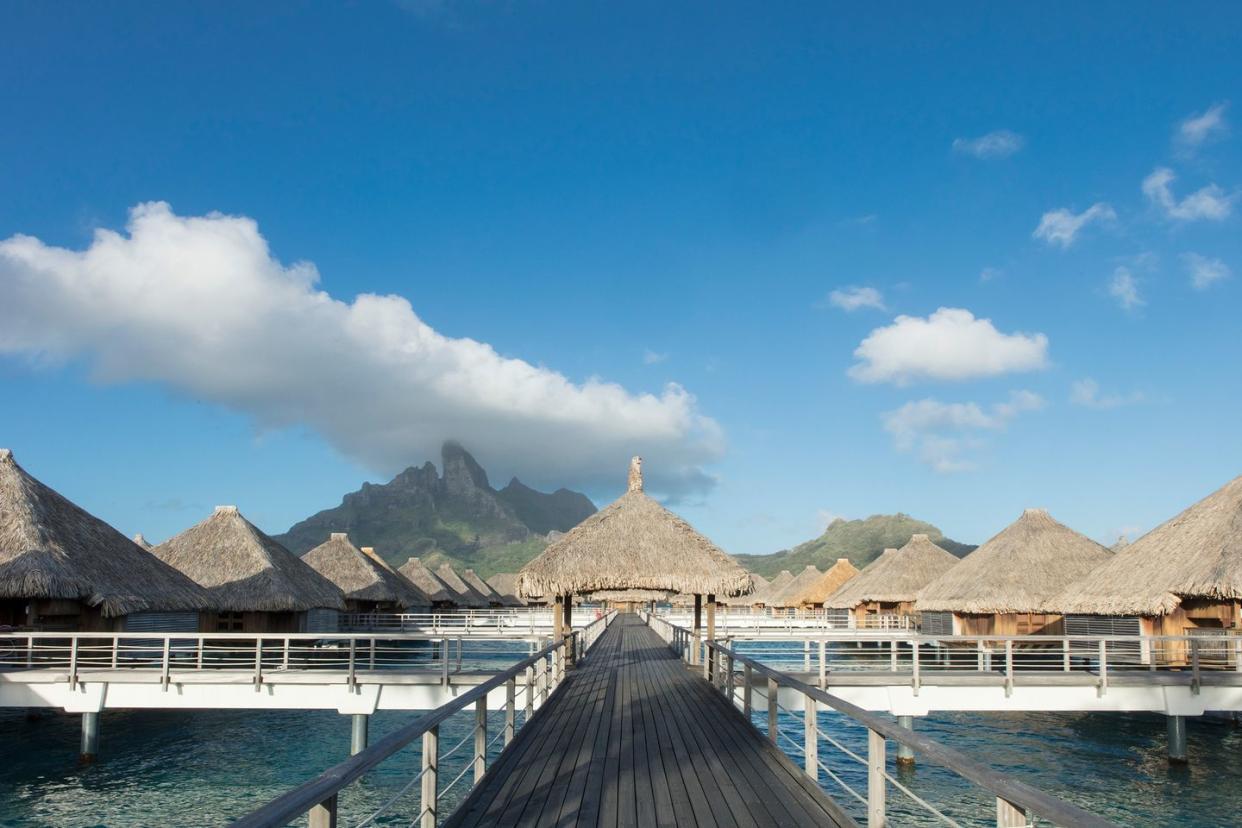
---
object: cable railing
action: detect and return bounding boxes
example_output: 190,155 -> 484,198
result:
645,613 -> 1119,828
341,608 -> 606,634
230,610 -> 615,828
653,606 -> 912,634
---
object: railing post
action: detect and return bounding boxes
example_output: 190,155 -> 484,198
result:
308,794 -> 337,828
283,637 -> 290,670
163,637 -> 172,691
369,637 -> 376,670
889,639 -> 897,672
1191,639 -> 1201,695
474,695 -> 487,784
1004,640 -> 1013,697
68,637 -> 79,691
819,640 -> 827,690
1098,639 -> 1108,697
804,692 -> 818,781
440,638 -> 449,687
725,653 -> 735,703
505,676 -> 516,745
911,640 -> 920,696
767,677 -> 779,744
196,637 -> 204,670
744,663 -> 753,717
420,724 -> 438,828
111,636 -> 119,669
867,728 -> 886,827
525,665 -> 535,719
996,796 -> 1026,827
348,638 -> 357,688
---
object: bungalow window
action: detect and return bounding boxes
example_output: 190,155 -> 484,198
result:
216,612 -> 244,632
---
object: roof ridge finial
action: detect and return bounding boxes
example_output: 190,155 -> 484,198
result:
628,456 -> 643,493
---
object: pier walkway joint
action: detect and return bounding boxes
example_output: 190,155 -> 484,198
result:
447,613 -> 854,827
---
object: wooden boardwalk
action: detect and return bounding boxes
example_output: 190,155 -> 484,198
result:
447,614 -> 855,827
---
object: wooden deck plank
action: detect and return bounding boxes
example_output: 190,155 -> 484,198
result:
445,614 -> 851,828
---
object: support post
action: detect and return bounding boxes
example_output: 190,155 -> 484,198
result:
804,693 -> 818,781
421,725 -> 438,828
996,797 -> 1027,827
743,663 -> 753,717
692,594 -> 703,666
705,594 -> 716,680
350,713 -> 369,756
819,640 -> 827,690
563,597 -> 574,666
79,712 -> 99,764
524,665 -> 535,719
767,677 -> 779,744
867,728 -> 886,827
805,640 -> 812,672
308,794 -> 338,828
1167,715 -> 1188,764
895,715 -> 915,767
505,676 -> 516,745
474,696 -> 487,784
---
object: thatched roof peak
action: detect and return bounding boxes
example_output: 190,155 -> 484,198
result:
517,463 -> 751,598
398,557 -> 454,604
826,534 -> 958,608
486,572 -> 527,606
1056,475 -> 1242,616
436,563 -> 490,608
133,532 -> 152,550
302,535 -> 428,608
917,508 -> 1111,614
0,450 -> 210,616
782,560 -> 860,607
153,507 -> 346,612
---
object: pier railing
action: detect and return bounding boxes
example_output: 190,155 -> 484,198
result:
646,614 -> 1119,828
655,607 -> 912,633
231,610 -> 614,828
340,608 -> 577,633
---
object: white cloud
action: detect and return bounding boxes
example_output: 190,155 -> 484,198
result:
883,391 -> 1044,473
0,202 -> 724,496
1070,378 -> 1145,409
827,286 -> 886,312
1142,167 -> 1233,221
1182,253 -> 1231,290
1108,266 -> 1143,311
1032,203 -> 1116,248
979,267 -> 1002,283
849,308 -> 1049,385
642,349 -> 669,365
952,130 -> 1025,159
1176,103 -> 1229,153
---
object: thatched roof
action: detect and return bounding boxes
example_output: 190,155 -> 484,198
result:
783,560 -> 861,607
766,565 -> 823,607
462,569 -> 508,607
750,570 -> 794,605
436,563 -> 490,608
590,589 -> 674,602
0,449 -> 211,617
917,508 -> 1111,614
398,558 -> 454,604
517,457 -> 751,598
1056,475 -> 1242,616
133,533 -> 152,550
486,572 -> 527,606
720,573 -> 769,605
826,535 -> 959,609
153,506 -> 346,612
301,534 -> 430,609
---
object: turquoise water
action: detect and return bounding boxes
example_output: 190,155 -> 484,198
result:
3,638 -> 1241,826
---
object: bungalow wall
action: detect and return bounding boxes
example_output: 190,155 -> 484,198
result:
0,598 -> 123,632
852,600 -> 914,629
953,612 -> 1065,637
200,610 -> 305,634
1142,599 -> 1240,666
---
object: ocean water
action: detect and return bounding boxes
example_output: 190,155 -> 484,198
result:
3,642 -> 1241,826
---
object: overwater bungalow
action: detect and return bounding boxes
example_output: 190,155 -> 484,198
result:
749,570 -> 794,607
768,564 -> 824,609
825,535 -> 958,628
436,563 -> 490,609
301,533 -> 430,613
517,457 -> 751,640
486,572 -> 527,606
783,558 -> 861,610
917,508 -> 1112,637
1056,475 -> 1242,663
462,569 -> 509,607
153,506 -> 346,633
0,449 -> 210,632
398,557 -> 456,608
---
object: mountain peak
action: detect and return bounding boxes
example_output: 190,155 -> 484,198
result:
442,440 -> 492,494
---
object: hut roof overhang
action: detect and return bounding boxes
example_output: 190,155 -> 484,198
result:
517,458 -> 751,599
917,509 -> 1112,614
398,558 -> 454,604
0,449 -> 211,617
152,506 -> 347,613
301,534 -> 430,608
1055,475 -> 1242,616
750,570 -> 794,605
826,535 -> 959,608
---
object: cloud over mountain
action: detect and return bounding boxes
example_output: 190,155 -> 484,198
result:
0,202 -> 724,497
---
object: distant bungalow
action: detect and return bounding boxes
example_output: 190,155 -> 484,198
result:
153,506 -> 346,633
436,563 -> 490,609
301,534 -> 430,613
917,508 -> 1112,637
1056,475 -> 1242,663
462,569 -> 509,607
749,570 -> 794,607
719,573 -> 769,607
486,572 -> 527,606
784,559 -> 860,609
0,449 -> 209,631
398,558 -> 456,608
826,535 -> 958,627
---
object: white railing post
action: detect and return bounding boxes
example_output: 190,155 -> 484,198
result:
111,636 -> 119,669
804,692 -> 818,781
1063,637 -> 1072,671
163,637 -> 172,691
744,663 -> 753,716
867,728 -> 886,827
525,665 -> 535,719
347,638 -> 357,688
252,638 -> 262,691
819,640 -> 827,690
474,695 -> 487,784
308,794 -> 338,828
1191,639 -> 1201,695
420,725 -> 438,828
890,640 -> 897,672
1098,639 -> 1108,697
505,676 -> 516,745
996,796 -> 1027,827
283,637 -> 291,670
68,637 -> 79,690
911,640 -> 920,696
1004,640 -> 1013,697
767,677 -> 779,744
440,638 -> 449,686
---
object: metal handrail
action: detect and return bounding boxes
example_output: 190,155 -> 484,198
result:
645,613 -> 1119,828
231,610 -> 614,828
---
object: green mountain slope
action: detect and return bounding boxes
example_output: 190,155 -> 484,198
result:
274,442 -> 597,579
736,513 -> 974,577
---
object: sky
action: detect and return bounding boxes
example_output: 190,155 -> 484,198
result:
1,2 -> 1240,554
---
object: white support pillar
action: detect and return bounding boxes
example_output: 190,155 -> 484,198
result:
1167,715 -> 1188,764
79,712 -> 100,764
895,715 -> 915,767
350,713 -> 369,756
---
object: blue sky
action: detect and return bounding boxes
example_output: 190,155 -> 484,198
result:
1,2 -> 1239,553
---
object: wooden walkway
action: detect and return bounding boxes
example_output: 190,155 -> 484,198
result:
446,614 -> 855,827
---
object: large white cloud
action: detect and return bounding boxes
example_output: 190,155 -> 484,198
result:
0,203 -> 724,497
1032,203 -> 1116,247
1142,168 -> 1233,221
882,391 -> 1045,473
848,308 -> 1049,385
